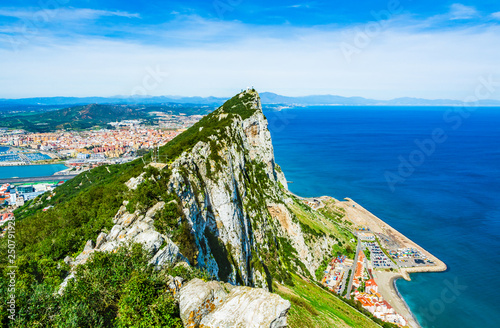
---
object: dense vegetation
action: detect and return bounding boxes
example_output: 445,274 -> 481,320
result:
0,243 -> 209,327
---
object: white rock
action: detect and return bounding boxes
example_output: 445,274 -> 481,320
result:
125,224 -> 144,240
178,278 -> 290,328
121,213 -> 137,228
149,238 -> 180,268
200,287 -> 290,328
125,172 -> 145,190
133,230 -> 164,254
108,225 -> 123,240
95,232 -> 107,249
178,279 -> 230,326
83,239 -> 95,252
58,273 -> 75,295
145,201 -> 165,219
100,241 -> 118,252
136,221 -> 153,231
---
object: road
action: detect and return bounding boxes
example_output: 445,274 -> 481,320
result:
338,264 -> 350,296
0,175 -> 78,184
345,238 -> 362,299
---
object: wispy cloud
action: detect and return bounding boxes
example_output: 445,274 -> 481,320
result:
448,3 -> 479,20
287,3 -> 315,9
0,4 -> 499,99
491,12 -> 500,20
0,8 -> 140,21
1,15 -> 499,99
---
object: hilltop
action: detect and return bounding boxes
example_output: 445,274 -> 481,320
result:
0,104 -> 143,132
0,103 -> 214,133
0,90 -> 391,327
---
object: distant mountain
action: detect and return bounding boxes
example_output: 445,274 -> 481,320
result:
259,92 -> 500,106
1,92 -> 499,108
0,95 -> 227,106
0,104 -> 146,132
260,92 -> 378,105
0,102 -> 217,132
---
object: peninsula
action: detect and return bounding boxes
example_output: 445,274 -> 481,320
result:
0,89 -> 446,328
303,195 -> 446,328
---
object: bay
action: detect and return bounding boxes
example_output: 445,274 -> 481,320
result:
264,106 -> 500,328
0,164 -> 68,179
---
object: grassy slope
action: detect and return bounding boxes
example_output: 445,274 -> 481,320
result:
275,275 -> 379,328
273,196 -> 383,327
287,196 -> 357,257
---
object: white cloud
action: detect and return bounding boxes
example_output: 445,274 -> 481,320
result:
491,12 -> 500,20
288,4 -> 313,9
0,15 -> 499,99
1,22 -> 499,100
449,4 -> 479,20
0,8 -> 140,21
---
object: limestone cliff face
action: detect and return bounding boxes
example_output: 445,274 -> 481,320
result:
64,89 -> 338,293
164,89 -> 336,288
59,89 -> 347,327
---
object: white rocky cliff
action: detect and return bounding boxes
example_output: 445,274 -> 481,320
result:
61,89 -> 342,327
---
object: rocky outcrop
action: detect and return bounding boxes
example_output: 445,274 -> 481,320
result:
178,278 -> 290,328
125,172 -> 145,190
163,89 -> 337,286
59,200 -> 187,293
60,89 -> 335,325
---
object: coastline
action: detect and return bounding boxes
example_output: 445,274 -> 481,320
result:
392,276 -> 421,328
337,197 -> 447,278
291,192 -> 446,328
371,270 -> 421,328
336,197 -> 446,328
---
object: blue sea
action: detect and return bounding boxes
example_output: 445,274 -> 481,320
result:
264,106 -> 500,328
0,146 -> 9,153
0,164 -> 67,179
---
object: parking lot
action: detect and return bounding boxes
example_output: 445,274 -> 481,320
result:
363,242 -> 396,269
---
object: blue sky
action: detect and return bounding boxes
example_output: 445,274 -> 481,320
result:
0,0 -> 500,99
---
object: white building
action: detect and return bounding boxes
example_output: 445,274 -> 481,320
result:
9,192 -> 16,205
16,197 -> 24,206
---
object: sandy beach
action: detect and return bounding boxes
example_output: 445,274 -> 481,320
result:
372,270 -> 421,328
310,195 -> 447,328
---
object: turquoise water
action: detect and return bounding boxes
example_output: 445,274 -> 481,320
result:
264,106 -> 500,328
0,146 -> 9,153
0,164 -> 67,179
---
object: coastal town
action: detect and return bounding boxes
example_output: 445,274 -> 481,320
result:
317,197 -> 447,328
0,115 -> 205,237
0,114 -> 202,166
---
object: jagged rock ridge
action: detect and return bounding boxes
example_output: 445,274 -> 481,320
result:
64,89 -> 348,327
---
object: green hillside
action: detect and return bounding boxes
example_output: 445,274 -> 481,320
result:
0,103 -> 213,132
0,104 -> 144,132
